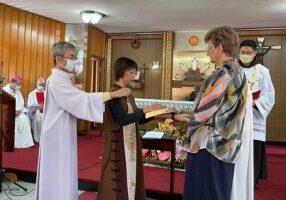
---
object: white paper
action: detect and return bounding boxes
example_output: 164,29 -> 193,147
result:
142,131 -> 164,139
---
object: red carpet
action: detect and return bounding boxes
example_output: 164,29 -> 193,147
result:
254,145 -> 286,200
79,192 -> 97,200
2,133 -> 286,199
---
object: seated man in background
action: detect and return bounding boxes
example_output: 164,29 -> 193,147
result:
3,76 -> 34,148
28,77 -> 46,143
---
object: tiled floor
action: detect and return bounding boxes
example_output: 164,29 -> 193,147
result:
0,180 -> 85,200
0,180 -> 157,200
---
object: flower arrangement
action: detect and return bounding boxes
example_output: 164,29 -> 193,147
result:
155,119 -> 187,143
142,119 -> 188,169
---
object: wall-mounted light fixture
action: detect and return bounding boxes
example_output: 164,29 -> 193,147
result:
80,10 -> 103,24
152,61 -> 160,70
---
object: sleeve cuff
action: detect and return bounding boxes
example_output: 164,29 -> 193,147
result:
103,92 -> 111,102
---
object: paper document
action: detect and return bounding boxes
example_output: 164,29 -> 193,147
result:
142,131 -> 164,139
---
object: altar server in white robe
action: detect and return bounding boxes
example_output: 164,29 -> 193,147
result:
35,41 -> 131,200
27,77 -> 46,143
3,76 -> 34,148
239,39 -> 275,184
230,91 -> 254,200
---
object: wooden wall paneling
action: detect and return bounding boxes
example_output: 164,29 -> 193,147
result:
262,36 -> 283,142
22,13 -> 32,97
111,38 -> 162,99
279,35 -> 286,141
55,22 -> 61,39
89,26 -> 105,57
16,11 -> 26,79
2,6 -> 12,82
84,25 -> 105,92
101,31 -> 106,91
237,29 -> 286,36
0,3 -> 65,98
36,17 -> 45,81
0,4 -> 4,62
42,19 -> 50,79
9,9 -> 19,80
84,25 -> 92,92
108,34 -> 162,40
48,20 -> 56,77
111,39 -> 144,98
60,23 -> 65,41
143,39 -> 162,99
78,25 -> 106,134
29,15 -> 39,90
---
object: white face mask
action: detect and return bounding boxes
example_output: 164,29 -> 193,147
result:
37,85 -> 45,91
64,59 -> 78,73
75,64 -> 83,78
16,85 -> 22,90
239,54 -> 254,64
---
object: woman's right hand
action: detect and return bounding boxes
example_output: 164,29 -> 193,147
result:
143,104 -> 164,113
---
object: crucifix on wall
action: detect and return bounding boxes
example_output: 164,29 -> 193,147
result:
256,37 -> 281,64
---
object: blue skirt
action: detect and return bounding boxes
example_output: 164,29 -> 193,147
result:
183,149 -> 235,200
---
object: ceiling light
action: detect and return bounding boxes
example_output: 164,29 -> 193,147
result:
80,10 -> 103,24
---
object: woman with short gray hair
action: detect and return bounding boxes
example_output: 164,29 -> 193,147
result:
174,26 -> 253,200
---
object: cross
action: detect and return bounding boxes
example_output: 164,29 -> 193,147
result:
256,37 -> 281,64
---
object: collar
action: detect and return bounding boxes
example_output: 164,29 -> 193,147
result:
239,59 -> 259,68
52,68 -> 73,82
8,84 -> 16,94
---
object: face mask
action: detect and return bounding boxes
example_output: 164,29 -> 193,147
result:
16,85 -> 22,90
37,85 -> 45,91
74,64 -> 83,78
64,59 -> 78,73
239,54 -> 254,64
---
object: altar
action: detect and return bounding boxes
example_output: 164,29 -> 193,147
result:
135,98 -> 194,170
135,98 -> 194,112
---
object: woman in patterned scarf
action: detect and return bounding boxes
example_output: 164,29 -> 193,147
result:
173,26 -> 254,200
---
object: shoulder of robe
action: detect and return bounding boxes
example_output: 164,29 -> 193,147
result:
28,89 -> 36,95
256,63 -> 269,73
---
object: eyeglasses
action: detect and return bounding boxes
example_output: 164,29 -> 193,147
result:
239,51 -> 255,55
60,56 -> 78,60
206,44 -> 221,52
206,46 -> 215,52
129,70 -> 137,75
